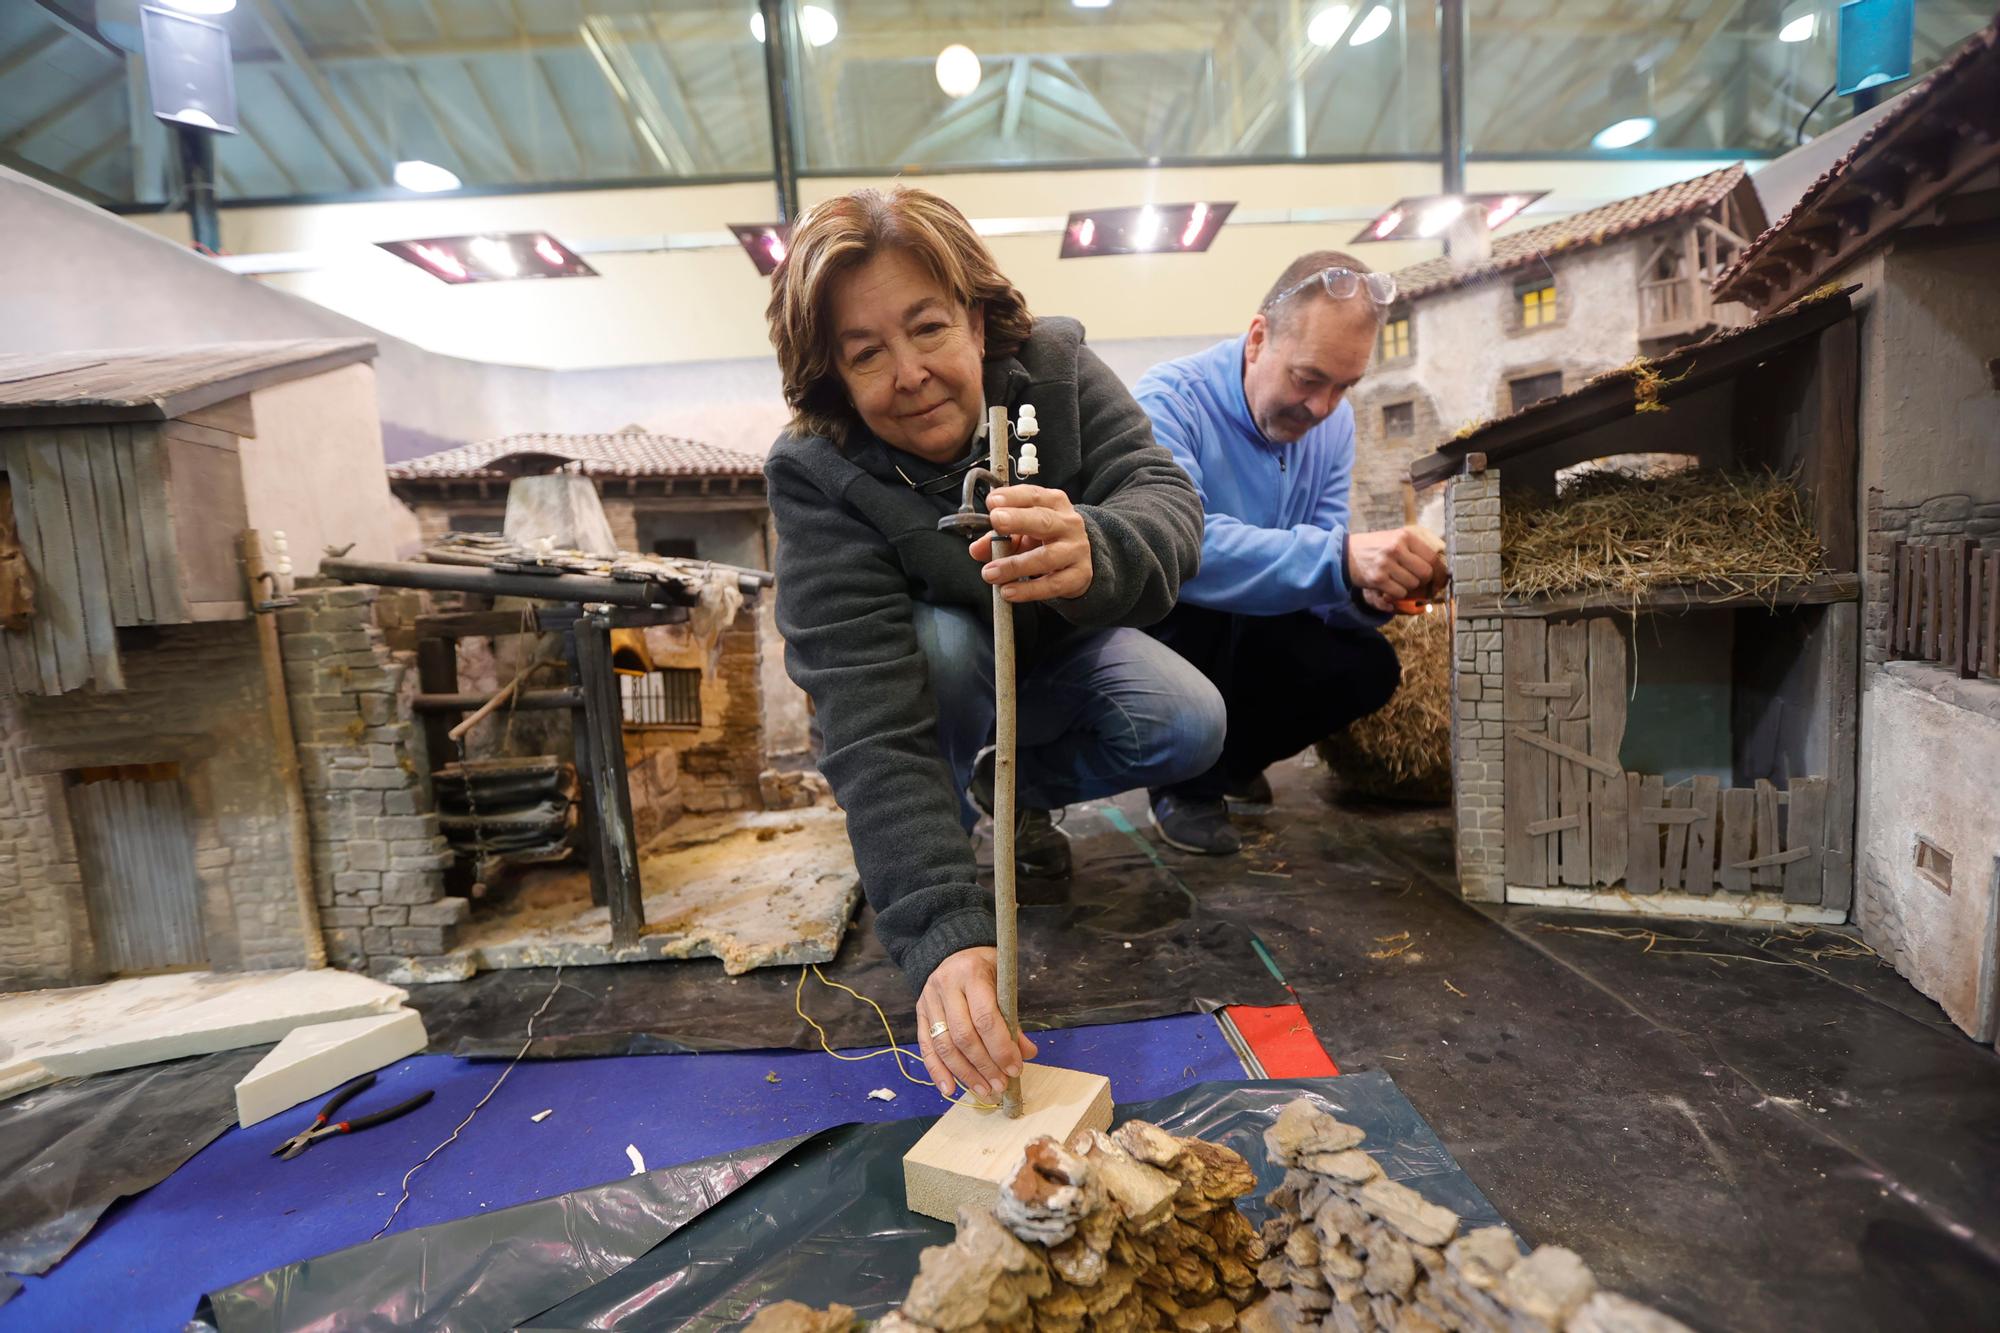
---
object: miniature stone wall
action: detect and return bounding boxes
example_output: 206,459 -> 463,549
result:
1447,472 -> 1506,903
624,603 -> 767,825
276,585 -> 466,980
0,623 -> 306,989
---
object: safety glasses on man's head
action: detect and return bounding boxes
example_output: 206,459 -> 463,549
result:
1265,267 -> 1398,312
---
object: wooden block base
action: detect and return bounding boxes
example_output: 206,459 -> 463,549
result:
903,1063 -> 1113,1223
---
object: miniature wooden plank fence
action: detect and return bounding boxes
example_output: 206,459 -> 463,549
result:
1504,617 -> 1833,902
1889,538 -> 1999,680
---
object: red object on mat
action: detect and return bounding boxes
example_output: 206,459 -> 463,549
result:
1225,1004 -> 1339,1077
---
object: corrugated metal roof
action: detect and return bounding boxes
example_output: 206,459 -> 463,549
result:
1393,165 -> 1757,302
388,430 -> 765,481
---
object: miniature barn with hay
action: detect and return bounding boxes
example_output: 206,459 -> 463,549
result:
1712,22 -> 2000,1044
1413,289 -> 1864,921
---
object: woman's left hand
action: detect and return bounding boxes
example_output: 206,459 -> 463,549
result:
970,485 -> 1094,603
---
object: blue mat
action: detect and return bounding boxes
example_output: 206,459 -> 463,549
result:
4,1013 -> 1243,1333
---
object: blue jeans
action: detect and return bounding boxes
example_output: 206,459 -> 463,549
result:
913,602 -> 1226,829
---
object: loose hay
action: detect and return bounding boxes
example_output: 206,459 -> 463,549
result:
1316,610 -> 1452,803
1501,468 -> 1825,602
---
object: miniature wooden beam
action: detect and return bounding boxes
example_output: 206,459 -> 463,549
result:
1509,728 -> 1622,779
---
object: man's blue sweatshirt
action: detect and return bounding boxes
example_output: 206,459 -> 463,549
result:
1134,335 -> 1386,628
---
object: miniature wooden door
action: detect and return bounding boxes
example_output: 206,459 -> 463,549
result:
1503,618 -> 1627,888
69,765 -> 206,973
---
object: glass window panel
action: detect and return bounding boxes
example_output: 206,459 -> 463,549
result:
790,0 -> 1439,172
1465,0 -> 1996,156
0,0 -> 771,207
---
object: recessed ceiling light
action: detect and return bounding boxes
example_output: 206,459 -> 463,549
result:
1349,5 -> 1393,46
1060,202 -> 1235,257
393,159 -> 461,192
1591,115 -> 1657,149
728,223 -> 792,276
1072,0 -> 1113,8
1415,198 -> 1466,238
1779,13 -> 1817,42
379,233 -> 596,283
936,44 -> 982,98
163,0 -> 237,13
1307,5 -> 1352,45
1353,191 -> 1548,242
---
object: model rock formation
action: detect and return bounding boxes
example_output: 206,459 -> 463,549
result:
1242,1099 -> 1691,1333
875,1118 -> 1263,1332
769,1100 -> 1689,1333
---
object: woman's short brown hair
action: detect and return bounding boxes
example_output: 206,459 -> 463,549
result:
766,186 -> 1034,445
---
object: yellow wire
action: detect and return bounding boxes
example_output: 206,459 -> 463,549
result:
794,965 -> 997,1110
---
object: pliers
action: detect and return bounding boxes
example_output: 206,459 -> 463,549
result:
271,1073 -> 435,1161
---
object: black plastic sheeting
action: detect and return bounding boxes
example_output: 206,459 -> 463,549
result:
413,842 -> 1289,1059
526,1073 -> 1509,1330
0,1046 -> 267,1284
200,1135 -> 809,1333
200,1072 -> 1496,1331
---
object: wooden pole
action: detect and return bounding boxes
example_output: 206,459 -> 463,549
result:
241,531 -> 326,969
988,404 -> 1023,1119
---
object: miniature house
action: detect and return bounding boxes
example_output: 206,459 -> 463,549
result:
0,340 -> 438,989
1412,292 -> 1864,924
1713,20 -> 2000,1044
1348,165 -> 1768,533
388,430 -> 809,772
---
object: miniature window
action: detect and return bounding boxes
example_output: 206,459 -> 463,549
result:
448,513 -> 505,533
1517,278 -> 1558,328
1509,371 -> 1564,413
1382,402 -> 1416,437
1915,837 -> 1952,893
1377,308 -> 1413,361
652,537 -> 699,559
622,667 -> 703,728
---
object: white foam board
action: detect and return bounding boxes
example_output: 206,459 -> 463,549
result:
234,1008 -> 429,1127
0,969 -> 408,1100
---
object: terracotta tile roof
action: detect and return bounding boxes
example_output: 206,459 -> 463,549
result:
1712,17 -> 2000,311
1392,165 -> 1756,302
388,429 -> 765,481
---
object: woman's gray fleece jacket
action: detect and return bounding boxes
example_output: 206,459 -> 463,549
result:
763,317 -> 1202,993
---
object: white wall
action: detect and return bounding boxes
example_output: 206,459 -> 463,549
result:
241,363 -> 423,572
1856,667 -> 2000,1039
7,156 -> 1749,465
1852,239 -> 2000,505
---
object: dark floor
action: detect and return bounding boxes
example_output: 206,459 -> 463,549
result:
1141,759 -> 2000,1333
402,757 -> 2000,1333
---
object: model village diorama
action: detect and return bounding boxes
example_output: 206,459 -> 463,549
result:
0,17 -> 1994,1331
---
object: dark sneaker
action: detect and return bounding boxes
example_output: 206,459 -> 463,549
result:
969,745 -> 1072,881
1225,772 -> 1274,806
1150,794 -> 1241,856
1015,808 -> 1072,880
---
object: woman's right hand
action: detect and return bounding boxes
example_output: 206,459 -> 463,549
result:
916,946 -> 1039,1099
